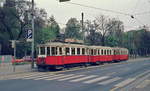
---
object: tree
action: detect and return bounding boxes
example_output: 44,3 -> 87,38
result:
36,15 -> 60,44
48,15 -> 60,38
0,0 -> 47,56
85,20 -> 102,45
64,18 -> 81,39
94,15 -> 110,46
105,18 -> 124,47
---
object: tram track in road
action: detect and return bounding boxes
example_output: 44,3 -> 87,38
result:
0,58 -> 149,80
46,57 -> 150,75
45,60 -> 139,75
110,66 -> 150,91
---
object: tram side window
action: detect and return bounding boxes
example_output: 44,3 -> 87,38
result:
59,47 -> 62,55
77,48 -> 80,55
40,47 -> 45,55
72,48 -> 75,55
101,49 -> 103,55
107,50 -> 109,55
65,47 -> 70,55
51,47 -> 56,56
82,48 -> 85,55
98,50 -> 100,55
104,50 -> 106,55
91,49 -> 94,55
110,50 -> 112,55
47,47 -> 50,56
94,49 -> 97,55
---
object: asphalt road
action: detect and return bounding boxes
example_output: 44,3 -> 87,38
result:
0,59 -> 150,91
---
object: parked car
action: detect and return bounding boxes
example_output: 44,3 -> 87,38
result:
11,59 -> 24,64
22,56 -> 32,62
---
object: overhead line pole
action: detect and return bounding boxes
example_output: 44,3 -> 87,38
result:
31,0 -> 35,69
81,12 -> 84,42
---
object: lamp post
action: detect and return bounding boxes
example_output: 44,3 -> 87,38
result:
31,0 -> 35,68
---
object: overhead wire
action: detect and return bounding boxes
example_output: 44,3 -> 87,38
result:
65,2 -> 131,16
134,11 -> 150,15
58,1 -> 148,28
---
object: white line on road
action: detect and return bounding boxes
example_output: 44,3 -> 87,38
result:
58,75 -> 85,81
34,74 -> 64,80
23,74 -> 57,79
98,77 -> 121,85
115,78 -> 136,87
19,73 -> 49,79
70,75 -> 97,82
83,76 -> 109,84
136,80 -> 150,88
45,74 -> 75,80
11,73 -> 47,79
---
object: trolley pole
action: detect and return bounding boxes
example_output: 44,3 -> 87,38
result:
31,0 -> 35,69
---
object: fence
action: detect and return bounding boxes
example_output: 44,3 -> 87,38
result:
0,55 -> 33,75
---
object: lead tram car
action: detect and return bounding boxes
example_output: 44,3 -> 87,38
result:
36,42 -> 129,70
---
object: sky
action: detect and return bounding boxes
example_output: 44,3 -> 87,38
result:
35,0 -> 150,31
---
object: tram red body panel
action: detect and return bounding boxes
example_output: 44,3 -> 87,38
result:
90,55 -> 113,62
36,42 -> 129,68
113,55 -> 128,61
45,56 -> 63,65
37,55 -> 128,66
63,55 -> 89,64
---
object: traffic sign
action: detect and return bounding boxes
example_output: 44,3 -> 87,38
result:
27,29 -> 33,42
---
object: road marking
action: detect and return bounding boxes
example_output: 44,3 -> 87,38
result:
45,74 -> 75,80
98,77 -> 121,85
10,73 -> 45,79
34,74 -> 64,80
136,80 -> 150,88
4,72 -> 41,79
83,76 -> 109,84
115,78 -> 135,87
135,70 -> 150,79
70,75 -> 97,82
23,74 -> 57,79
58,75 -> 85,81
106,72 -> 116,76
17,73 -> 47,79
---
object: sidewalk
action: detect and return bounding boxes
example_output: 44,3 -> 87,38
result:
0,63 -> 36,76
128,57 -> 150,62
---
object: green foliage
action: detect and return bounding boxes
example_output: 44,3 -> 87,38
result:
36,15 -> 60,44
64,18 -> 82,39
36,27 -> 57,44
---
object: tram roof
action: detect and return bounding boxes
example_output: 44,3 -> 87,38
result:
37,42 -> 86,47
37,42 -> 128,51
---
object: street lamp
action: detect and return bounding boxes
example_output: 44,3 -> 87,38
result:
31,0 -> 35,69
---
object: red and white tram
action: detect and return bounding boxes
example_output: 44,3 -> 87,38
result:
36,42 -> 128,70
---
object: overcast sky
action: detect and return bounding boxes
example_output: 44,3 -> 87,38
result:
35,0 -> 150,31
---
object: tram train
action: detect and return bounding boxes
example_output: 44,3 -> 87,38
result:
36,42 -> 129,70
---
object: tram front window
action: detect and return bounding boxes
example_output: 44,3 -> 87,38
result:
40,47 -> 45,55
